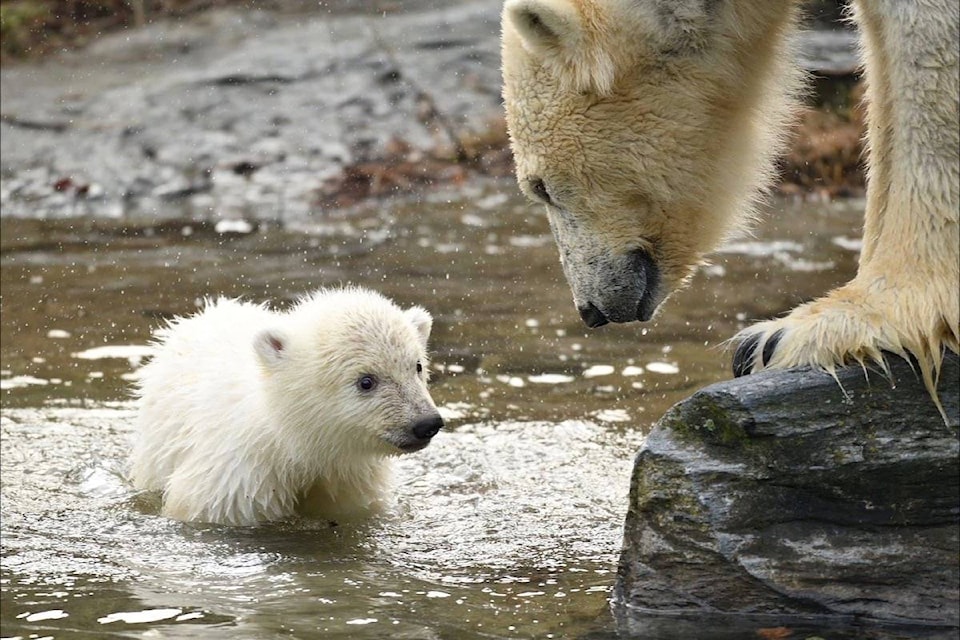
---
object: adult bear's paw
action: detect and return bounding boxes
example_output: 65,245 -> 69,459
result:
730,278 -> 958,418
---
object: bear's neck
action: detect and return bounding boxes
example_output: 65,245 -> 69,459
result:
297,458 -> 394,521
691,1 -> 805,244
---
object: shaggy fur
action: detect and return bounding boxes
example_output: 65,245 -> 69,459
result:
130,287 -> 441,525
502,0 -> 959,414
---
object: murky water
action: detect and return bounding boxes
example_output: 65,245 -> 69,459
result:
1,184 -> 865,639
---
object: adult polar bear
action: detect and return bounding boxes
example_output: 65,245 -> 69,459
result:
501,0 -> 959,406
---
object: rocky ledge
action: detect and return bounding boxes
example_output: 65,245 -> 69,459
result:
614,351 -> 959,638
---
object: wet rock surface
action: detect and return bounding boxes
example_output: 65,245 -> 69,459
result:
614,352 -> 960,637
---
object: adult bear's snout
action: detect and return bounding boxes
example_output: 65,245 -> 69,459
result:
411,413 -> 444,440
632,248 -> 661,322
575,249 -> 661,327
578,302 -> 609,328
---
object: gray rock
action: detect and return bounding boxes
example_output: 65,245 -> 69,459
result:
613,351 -> 959,637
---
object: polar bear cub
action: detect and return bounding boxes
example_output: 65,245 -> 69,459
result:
130,287 -> 443,526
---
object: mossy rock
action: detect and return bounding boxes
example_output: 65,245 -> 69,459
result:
615,352 -> 959,637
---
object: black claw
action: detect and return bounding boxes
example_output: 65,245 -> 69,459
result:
762,329 -> 783,367
734,330 -> 784,377
733,334 -> 761,378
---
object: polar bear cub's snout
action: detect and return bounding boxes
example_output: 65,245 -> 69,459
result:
387,413 -> 445,453
406,413 -> 445,445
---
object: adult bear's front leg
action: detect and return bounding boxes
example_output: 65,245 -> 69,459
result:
733,0 -> 959,420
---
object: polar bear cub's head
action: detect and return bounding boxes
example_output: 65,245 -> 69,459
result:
502,0 -> 801,327
253,287 -> 443,462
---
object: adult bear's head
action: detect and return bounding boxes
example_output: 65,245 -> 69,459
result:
501,0 -> 802,326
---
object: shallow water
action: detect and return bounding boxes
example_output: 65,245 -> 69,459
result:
1,185 -> 866,639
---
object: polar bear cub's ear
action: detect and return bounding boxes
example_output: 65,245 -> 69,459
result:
254,329 -> 288,368
504,0 -> 616,94
404,306 -> 433,347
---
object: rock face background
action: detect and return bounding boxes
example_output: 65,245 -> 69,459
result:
614,352 -> 959,636
2,0 -> 863,221
0,2 -> 507,222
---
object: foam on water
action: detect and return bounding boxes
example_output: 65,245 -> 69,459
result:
645,362 -> 680,375
583,365 -> 615,378
0,375 -> 50,390
527,373 -> 575,384
71,345 -> 154,362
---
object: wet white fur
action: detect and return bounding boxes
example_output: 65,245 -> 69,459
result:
130,287 -> 437,525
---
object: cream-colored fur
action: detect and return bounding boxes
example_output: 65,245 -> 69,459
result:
130,287 -> 442,526
502,0 -> 959,413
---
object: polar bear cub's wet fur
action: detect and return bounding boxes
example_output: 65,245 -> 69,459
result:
130,287 -> 443,526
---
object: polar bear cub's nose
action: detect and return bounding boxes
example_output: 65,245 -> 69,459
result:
411,414 -> 444,440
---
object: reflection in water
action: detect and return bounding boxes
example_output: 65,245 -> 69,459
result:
1,188 -> 865,638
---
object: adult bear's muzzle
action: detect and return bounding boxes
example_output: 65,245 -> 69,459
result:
570,248 -> 662,327
546,207 -> 663,327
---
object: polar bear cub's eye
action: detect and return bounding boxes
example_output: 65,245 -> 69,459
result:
528,177 -> 553,206
416,361 -> 423,375
357,375 -> 378,392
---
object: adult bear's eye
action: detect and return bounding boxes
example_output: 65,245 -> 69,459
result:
529,177 -> 553,206
357,375 -> 378,392
416,361 -> 423,375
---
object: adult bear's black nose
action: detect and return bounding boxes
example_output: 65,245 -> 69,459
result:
578,302 -> 609,328
411,414 -> 444,440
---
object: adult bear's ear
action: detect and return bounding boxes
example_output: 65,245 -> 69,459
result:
254,329 -> 288,368
405,306 -> 433,347
503,0 -> 615,94
505,0 -> 581,53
